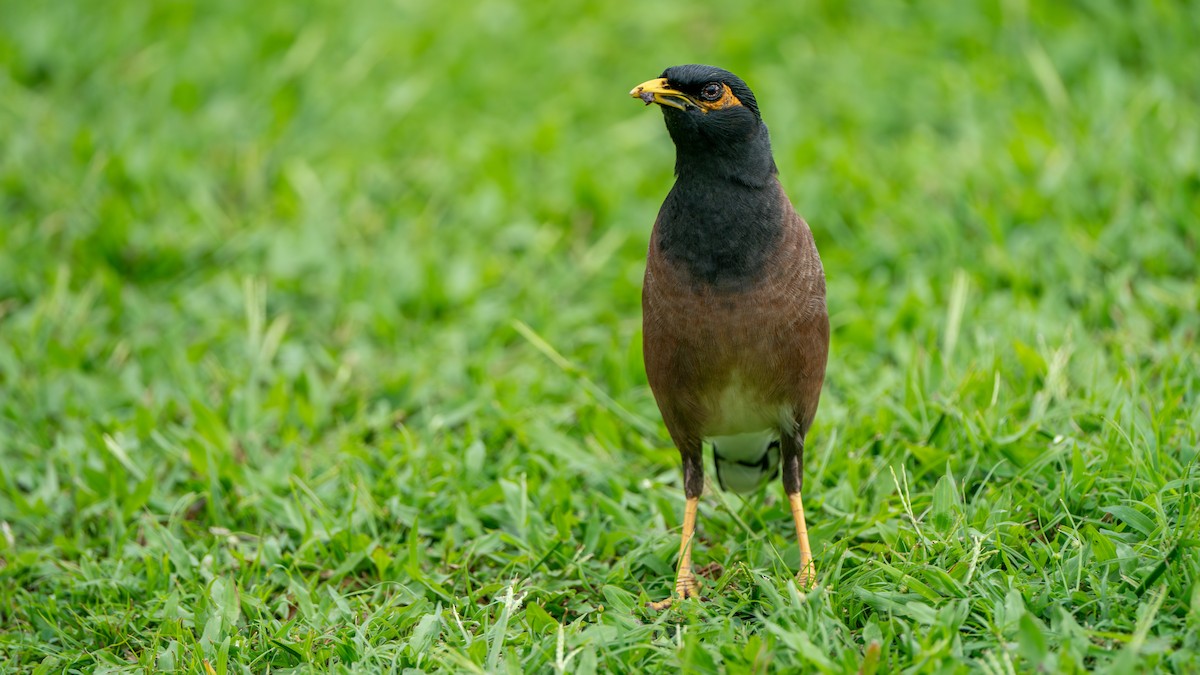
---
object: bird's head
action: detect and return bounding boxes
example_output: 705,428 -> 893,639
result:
630,65 -> 774,183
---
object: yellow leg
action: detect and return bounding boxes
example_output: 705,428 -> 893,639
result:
789,491 -> 815,589
648,496 -> 700,610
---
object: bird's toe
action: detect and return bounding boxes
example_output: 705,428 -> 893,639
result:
676,572 -> 700,599
647,572 -> 702,611
796,562 -> 816,590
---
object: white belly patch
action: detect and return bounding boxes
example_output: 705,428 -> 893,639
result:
705,372 -> 793,437
704,373 -> 793,493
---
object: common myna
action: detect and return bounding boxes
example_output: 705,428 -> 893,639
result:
630,65 -> 829,609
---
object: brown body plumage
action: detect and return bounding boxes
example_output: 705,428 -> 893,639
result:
644,180 -> 828,463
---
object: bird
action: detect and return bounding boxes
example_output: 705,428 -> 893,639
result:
629,65 -> 829,609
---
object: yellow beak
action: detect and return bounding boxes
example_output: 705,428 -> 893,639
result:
629,78 -> 697,111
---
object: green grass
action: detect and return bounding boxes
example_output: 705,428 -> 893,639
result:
2,0 -> 1199,672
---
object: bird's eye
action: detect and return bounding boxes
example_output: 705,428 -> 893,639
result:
700,83 -> 723,101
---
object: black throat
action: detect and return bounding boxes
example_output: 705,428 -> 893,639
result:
655,119 -> 784,291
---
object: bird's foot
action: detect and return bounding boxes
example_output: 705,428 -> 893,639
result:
647,572 -> 701,611
796,561 -> 816,590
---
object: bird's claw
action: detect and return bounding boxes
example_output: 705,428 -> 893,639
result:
647,573 -> 700,611
796,562 -> 816,590
676,573 -> 700,599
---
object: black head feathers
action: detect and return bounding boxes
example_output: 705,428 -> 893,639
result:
644,64 -> 776,184
660,64 -> 762,119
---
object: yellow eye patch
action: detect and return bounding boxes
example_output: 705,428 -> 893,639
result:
699,84 -> 743,111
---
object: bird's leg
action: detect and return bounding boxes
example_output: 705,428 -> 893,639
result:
788,491 -> 815,588
672,495 -> 701,595
648,448 -> 703,610
782,432 -> 815,589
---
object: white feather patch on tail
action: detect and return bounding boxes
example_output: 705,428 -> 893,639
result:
710,429 -> 780,494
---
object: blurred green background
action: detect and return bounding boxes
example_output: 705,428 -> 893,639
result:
1,0 -> 1198,672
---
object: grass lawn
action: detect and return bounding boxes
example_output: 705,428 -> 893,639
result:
2,0 -> 1199,672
